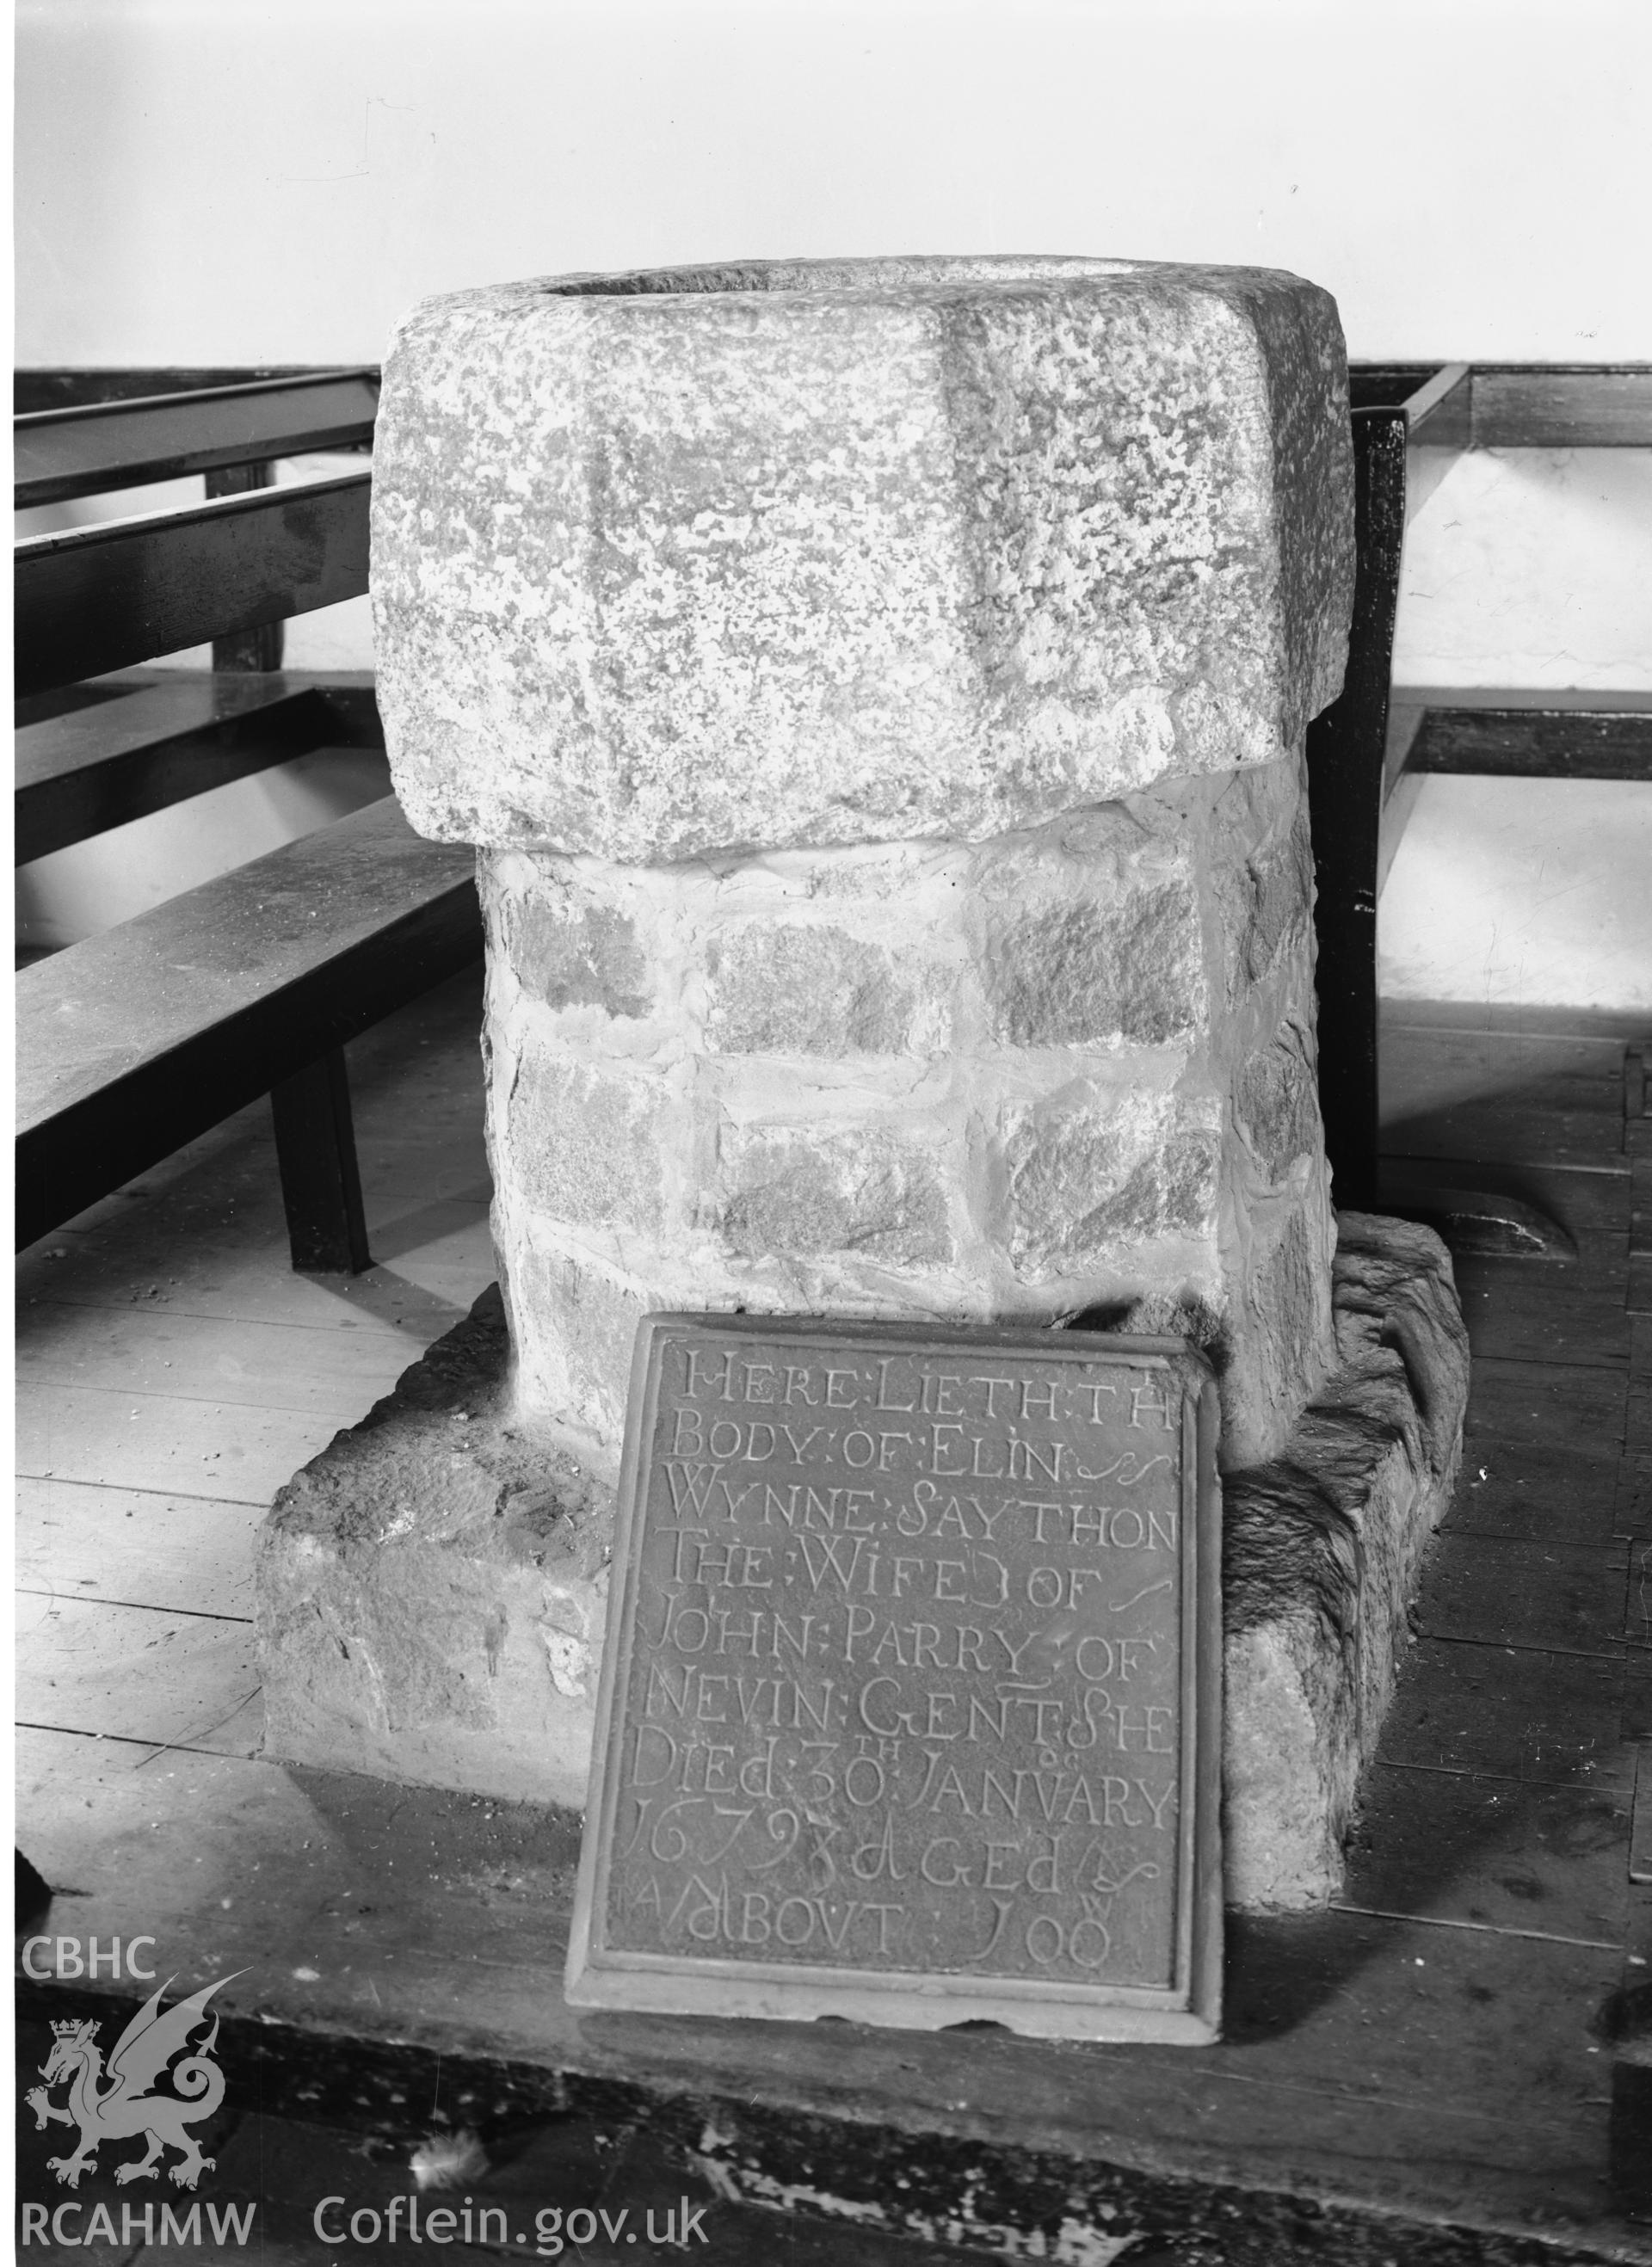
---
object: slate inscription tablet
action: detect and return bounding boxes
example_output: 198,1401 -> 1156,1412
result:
566,1315 -> 1222,2042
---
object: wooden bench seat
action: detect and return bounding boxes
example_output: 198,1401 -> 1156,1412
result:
14,367 -> 481,1272
14,367 -> 379,508
15,668 -> 383,866
13,470 -> 371,698
15,795 -> 479,1259
16,357 -> 1646,1272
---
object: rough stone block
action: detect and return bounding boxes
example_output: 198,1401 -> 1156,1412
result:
478,761 -> 1332,1474
1001,1090 -> 1223,1277
716,1124 -> 954,1271
704,923 -> 946,1057
1236,1019 -> 1322,1181
503,1245 -> 650,1467
1217,1206 -> 1336,1480
258,1217 -> 1467,1913
509,1052 -> 672,1237
1223,1214 -> 1470,1911
506,890 -> 650,1021
1230,805 -> 1316,1001
983,883 -> 1204,1050
256,1290 -> 609,1808
373,256 -> 1353,864
971,799 -> 1207,1052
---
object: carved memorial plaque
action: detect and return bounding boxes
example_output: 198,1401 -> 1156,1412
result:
566,1315 -> 1222,2042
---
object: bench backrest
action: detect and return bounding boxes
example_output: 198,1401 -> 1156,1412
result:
14,370 -> 378,699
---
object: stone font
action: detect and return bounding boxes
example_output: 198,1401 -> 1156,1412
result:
566,1316 -> 1221,2041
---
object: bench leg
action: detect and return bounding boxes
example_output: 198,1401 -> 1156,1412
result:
270,1049 -> 372,1274
206,461 -> 285,670
1305,405 -> 1407,1217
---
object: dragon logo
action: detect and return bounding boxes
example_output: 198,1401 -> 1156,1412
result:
26,1974 -> 238,2191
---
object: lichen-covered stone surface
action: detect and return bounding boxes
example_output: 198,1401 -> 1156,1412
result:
256,1221 -> 1468,1918
373,249 -> 1354,1477
1223,1212 -> 1471,1912
348,246 -> 1375,1855
373,255 -> 1353,863
482,754 -> 1336,1477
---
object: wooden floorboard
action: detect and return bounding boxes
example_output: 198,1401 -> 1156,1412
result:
1378,1638 -> 1630,1790
15,1476 -> 262,1617
16,1592 -> 263,1758
1446,1440 -> 1623,1547
1384,1109 -> 1625,1172
1379,1020 -> 1629,1116
1401,1159 -> 1634,1252
13,994 -> 1652,2258
15,1376 -> 355,1500
1415,1532 -> 1630,1655
14,1732 -> 1630,2246
1458,1354 -> 1628,1451
1626,1537 -> 1652,1651
1454,1263 -> 1635,1369
1627,1656 -> 1652,1745
23,1238 -> 483,1341
1614,1455 -> 1652,1541
1343,1764 -> 1630,1944
1379,1024 -> 1630,1167
1630,1317 -> 1652,1453
1433,1159 -> 1635,1366
16,1299 -> 418,1410
14,969 -> 493,1800
1633,1756 -> 1652,1885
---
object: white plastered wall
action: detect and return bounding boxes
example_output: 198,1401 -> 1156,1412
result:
1383,448 -> 1652,1019
15,0 -> 1649,368
15,0 -> 1652,1006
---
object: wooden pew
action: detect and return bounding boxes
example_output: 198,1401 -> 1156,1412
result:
15,797 -> 478,1259
21,359 -> 1643,1265
16,670 -> 381,866
1311,361 -> 1652,1252
12,369 -> 483,1272
14,367 -> 380,508
15,472 -> 370,695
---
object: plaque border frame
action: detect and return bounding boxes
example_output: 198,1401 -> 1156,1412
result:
565,1314 -> 1222,2044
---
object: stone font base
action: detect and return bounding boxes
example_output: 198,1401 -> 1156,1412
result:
257,1213 -> 1468,1915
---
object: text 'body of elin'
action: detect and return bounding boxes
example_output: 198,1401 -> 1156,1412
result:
605,1341 -> 1190,1990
